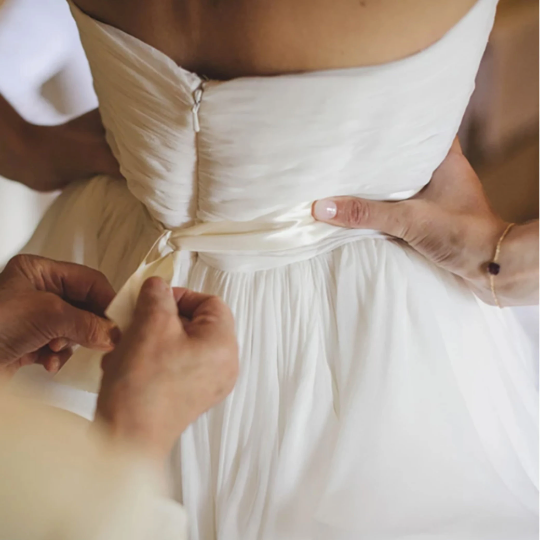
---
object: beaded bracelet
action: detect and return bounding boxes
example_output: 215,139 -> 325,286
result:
488,223 -> 515,308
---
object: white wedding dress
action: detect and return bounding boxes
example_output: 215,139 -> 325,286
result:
18,0 -> 538,538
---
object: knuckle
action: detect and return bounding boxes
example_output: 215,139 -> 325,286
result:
344,198 -> 370,227
207,295 -> 232,318
84,315 -> 103,344
4,255 -> 51,289
5,254 -> 36,273
30,294 -> 67,336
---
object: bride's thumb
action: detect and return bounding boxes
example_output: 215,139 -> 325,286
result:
312,197 -> 411,240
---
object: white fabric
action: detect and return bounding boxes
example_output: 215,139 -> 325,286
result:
18,0 -> 538,538
0,0 -> 95,123
0,395 -> 188,540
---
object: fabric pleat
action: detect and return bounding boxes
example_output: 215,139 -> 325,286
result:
17,0 -> 538,537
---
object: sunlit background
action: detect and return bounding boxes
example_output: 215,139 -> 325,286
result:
0,0 -> 538,348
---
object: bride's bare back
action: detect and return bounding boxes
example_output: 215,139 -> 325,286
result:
72,0 -> 477,79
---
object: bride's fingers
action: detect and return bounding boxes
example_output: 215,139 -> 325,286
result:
314,137 -> 467,234
312,196 -> 414,241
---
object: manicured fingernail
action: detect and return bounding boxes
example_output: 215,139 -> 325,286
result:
313,200 -> 337,220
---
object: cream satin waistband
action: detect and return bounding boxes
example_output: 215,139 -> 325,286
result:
54,198 -> 403,391
105,201 -> 391,331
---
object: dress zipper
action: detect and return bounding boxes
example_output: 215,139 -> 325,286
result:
192,83 -> 204,133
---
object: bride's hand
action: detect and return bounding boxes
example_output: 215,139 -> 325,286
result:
0,94 -> 122,192
312,139 -> 539,306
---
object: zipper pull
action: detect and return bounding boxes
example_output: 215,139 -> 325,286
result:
192,85 -> 204,133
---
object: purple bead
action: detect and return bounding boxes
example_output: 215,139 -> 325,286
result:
488,262 -> 501,276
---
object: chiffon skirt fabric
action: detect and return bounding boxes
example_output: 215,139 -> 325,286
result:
17,0 -> 538,536
21,175 -> 539,539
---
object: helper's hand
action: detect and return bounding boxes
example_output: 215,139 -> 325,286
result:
1,95 -> 121,192
0,255 -> 117,379
97,278 -> 239,463
312,139 -> 539,305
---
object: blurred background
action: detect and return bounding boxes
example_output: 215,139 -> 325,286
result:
0,0 -> 538,343
460,0 -> 539,225
0,0 -> 96,261
458,0 -> 539,348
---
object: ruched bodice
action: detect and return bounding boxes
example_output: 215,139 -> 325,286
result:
70,0 -> 495,230
20,2 -> 539,539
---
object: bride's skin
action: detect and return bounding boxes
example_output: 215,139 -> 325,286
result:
313,140 -> 540,307
1,0 -> 478,189
0,0 -> 537,307
0,95 -> 120,191
72,0 -> 477,79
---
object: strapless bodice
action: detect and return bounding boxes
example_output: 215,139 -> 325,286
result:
20,4 -> 540,537
69,0 -> 497,232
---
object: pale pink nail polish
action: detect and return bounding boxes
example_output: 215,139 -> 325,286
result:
313,199 -> 337,220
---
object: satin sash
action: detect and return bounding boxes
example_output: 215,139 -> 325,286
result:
54,194 -> 414,392
106,202 -> 336,331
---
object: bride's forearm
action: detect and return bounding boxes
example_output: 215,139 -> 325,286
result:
0,95 -> 35,185
495,220 -> 539,307
0,95 -> 62,190
0,93 -> 120,191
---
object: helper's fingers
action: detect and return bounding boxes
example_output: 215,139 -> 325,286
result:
173,288 -> 236,341
132,277 -> 181,330
44,260 -> 116,316
172,288 -> 218,317
312,196 -> 413,240
13,256 -> 116,317
50,301 -> 116,352
39,347 -> 74,374
48,338 -> 75,353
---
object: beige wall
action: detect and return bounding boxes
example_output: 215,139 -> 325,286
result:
461,0 -> 539,223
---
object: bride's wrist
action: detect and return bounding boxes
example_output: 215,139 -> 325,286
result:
493,221 -> 539,306
8,122 -> 57,191
469,221 -> 539,307
26,124 -> 64,190
1,117 -> 34,186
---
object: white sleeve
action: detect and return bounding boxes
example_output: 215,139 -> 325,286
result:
0,396 -> 189,540
146,498 -> 189,540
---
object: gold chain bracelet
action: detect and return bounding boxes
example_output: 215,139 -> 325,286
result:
488,223 -> 515,308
